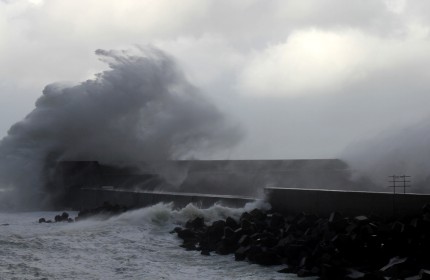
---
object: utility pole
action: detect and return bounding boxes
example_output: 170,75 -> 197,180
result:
388,174 -> 412,216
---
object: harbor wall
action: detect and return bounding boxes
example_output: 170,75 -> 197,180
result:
73,188 -> 257,210
266,187 -> 430,217
73,187 -> 430,218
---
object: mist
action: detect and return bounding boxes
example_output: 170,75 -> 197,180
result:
342,118 -> 430,192
0,47 -> 242,209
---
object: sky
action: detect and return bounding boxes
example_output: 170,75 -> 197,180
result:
1,0 -> 430,161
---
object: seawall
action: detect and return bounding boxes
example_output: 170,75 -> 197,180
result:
72,187 -> 430,218
266,187 -> 430,217
73,188 -> 257,210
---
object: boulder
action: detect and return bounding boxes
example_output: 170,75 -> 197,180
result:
185,217 -> 205,230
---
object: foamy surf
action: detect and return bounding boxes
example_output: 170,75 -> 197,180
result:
0,203 -> 309,280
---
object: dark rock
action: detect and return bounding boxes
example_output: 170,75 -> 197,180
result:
235,246 -> 250,261
297,268 -> 314,277
421,270 -> 430,280
278,266 -> 296,274
320,264 -> 347,280
270,213 -> 285,229
75,202 -> 128,221
181,241 -> 197,251
360,272 -> 386,280
225,217 -> 238,229
238,234 -> 251,246
391,221 -> 405,234
405,275 -> 421,280
249,208 -> 266,222
380,256 -> 418,278
240,212 -> 251,222
423,204 -> 430,214
223,226 -> 235,240
201,250 -> 210,256
61,212 -> 69,220
329,211 -> 343,223
207,220 -> 226,240
253,247 -> 281,266
216,239 -> 233,255
170,227 -> 182,234
177,228 -> 196,241
354,215 -> 369,224
345,269 -> 365,279
39,218 -> 46,223
176,204 -> 430,279
185,217 -> 205,230
240,219 -> 256,235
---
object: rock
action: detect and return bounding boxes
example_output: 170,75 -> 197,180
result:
223,226 -> 235,240
201,249 -> 210,256
354,215 -> 369,224
277,266 -> 296,274
177,228 -> 196,241
39,218 -> 46,223
225,217 -> 238,230
240,219 -> 256,235
181,241 -> 197,251
360,272 -> 386,280
61,212 -> 69,220
422,204 -> 430,214
421,269 -> 430,280
391,221 -> 405,234
185,217 -> 205,230
297,268 -> 313,277
405,275 -> 421,280
216,239 -> 233,255
252,247 -> 281,266
176,204 -> 430,279
320,264 -> 347,280
270,213 -> 285,229
329,211 -> 343,223
75,202 -> 128,221
207,220 -> 226,240
380,256 -> 418,278
240,212 -> 251,222
238,234 -> 251,246
249,208 -> 266,222
235,246 -> 250,261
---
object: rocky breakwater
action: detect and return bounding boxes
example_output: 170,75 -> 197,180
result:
38,201 -> 128,223
174,206 -> 430,279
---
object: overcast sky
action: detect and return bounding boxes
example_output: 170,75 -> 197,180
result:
1,0 -> 430,160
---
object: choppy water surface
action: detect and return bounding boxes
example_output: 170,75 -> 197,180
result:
0,203 -> 310,280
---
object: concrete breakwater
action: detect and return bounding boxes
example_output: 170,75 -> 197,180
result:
71,188 -> 257,210
72,187 -> 430,218
266,187 -> 430,217
51,159 -> 430,217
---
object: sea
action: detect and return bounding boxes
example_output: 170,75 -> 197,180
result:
0,202 -> 312,280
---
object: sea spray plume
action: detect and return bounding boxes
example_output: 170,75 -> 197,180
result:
342,119 -> 430,192
0,47 -> 243,209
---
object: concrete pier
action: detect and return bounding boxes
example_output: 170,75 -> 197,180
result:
73,188 -> 258,210
266,187 -> 430,217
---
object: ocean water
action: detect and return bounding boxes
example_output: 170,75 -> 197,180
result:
0,203 -> 309,280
